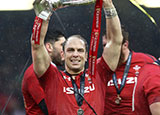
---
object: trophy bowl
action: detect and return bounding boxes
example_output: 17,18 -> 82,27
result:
33,0 -> 95,20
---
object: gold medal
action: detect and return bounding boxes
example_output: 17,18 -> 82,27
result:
77,108 -> 84,115
115,94 -> 121,105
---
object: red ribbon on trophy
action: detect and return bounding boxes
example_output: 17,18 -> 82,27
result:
32,16 -> 43,45
88,0 -> 103,78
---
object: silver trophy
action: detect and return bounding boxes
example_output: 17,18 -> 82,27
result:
33,0 -> 53,20
62,0 -> 95,5
33,0 -> 95,20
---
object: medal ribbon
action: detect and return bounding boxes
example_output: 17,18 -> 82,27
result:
60,70 -> 97,114
64,71 -> 85,107
71,74 -> 85,107
88,0 -> 103,78
32,16 -> 43,45
112,51 -> 132,94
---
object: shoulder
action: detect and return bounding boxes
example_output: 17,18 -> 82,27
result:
133,51 -> 155,59
139,63 -> 160,81
136,64 -> 160,97
22,64 -> 35,90
132,51 -> 156,62
142,63 -> 160,73
23,64 -> 34,80
39,63 -> 60,79
97,57 -> 112,71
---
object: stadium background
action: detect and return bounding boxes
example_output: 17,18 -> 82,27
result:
0,0 -> 160,114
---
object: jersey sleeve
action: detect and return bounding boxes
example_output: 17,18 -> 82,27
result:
40,63 -> 57,79
27,73 -> 45,104
97,57 -> 113,73
143,53 -> 157,63
96,57 -> 113,82
143,66 -> 160,105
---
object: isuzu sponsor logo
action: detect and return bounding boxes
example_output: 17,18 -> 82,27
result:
63,84 -> 95,94
107,77 -> 137,86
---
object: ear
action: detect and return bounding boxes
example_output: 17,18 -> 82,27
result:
61,50 -> 65,61
45,43 -> 53,53
123,40 -> 129,49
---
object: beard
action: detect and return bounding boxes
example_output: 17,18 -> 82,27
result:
51,52 -> 63,66
65,59 -> 85,74
118,51 -> 125,66
66,64 -> 84,74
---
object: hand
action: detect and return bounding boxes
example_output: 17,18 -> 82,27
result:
33,0 -> 53,20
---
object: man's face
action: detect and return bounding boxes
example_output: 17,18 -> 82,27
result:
63,36 -> 87,73
51,37 -> 66,66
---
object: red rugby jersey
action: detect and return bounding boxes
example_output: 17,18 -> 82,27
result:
104,51 -> 156,115
134,63 -> 160,115
39,57 -> 107,115
22,64 -> 45,115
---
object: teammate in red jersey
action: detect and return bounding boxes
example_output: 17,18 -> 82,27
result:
134,63 -> 160,115
30,0 -> 123,114
22,30 -> 66,115
102,2 -> 157,115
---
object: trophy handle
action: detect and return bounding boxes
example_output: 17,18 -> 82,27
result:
33,0 -> 53,20
62,0 -> 95,5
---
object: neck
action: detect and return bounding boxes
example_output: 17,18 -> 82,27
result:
64,69 -> 84,80
65,68 -> 84,76
118,49 -> 130,66
124,49 -> 130,62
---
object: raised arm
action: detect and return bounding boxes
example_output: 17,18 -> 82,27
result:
102,0 -> 123,71
31,17 -> 51,78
